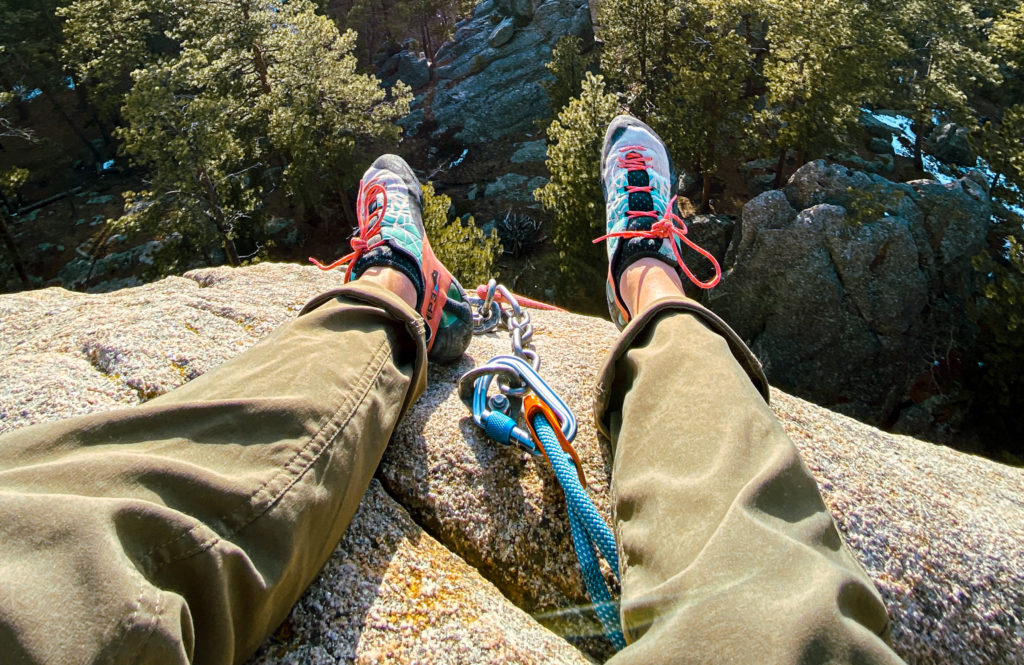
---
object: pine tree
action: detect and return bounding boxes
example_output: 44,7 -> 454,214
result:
420,182 -> 500,286
540,36 -> 596,125
650,0 -> 757,209
103,0 -> 410,268
597,0 -> 679,117
59,0 -> 187,122
879,0 -> 999,171
976,4 -> 1024,202
0,0 -> 103,163
759,0 -> 896,185
535,73 -> 620,295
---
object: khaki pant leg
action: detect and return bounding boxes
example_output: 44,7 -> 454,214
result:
594,297 -> 903,665
0,282 -> 426,665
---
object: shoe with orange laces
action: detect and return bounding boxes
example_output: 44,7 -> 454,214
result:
310,154 -> 473,362
593,115 -> 722,329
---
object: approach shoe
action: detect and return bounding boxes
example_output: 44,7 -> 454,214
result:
595,114 -> 721,329
310,154 -> 473,362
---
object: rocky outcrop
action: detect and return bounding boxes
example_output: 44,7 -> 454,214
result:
377,40 -> 431,92
2,263 -> 1022,664
429,0 -> 593,145
707,161 -> 991,433
926,123 -> 976,167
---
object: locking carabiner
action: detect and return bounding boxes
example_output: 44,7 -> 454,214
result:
458,355 -> 577,455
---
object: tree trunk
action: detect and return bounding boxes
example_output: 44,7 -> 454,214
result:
95,113 -> 114,148
336,183 -> 356,230
700,173 -> 712,213
0,209 -> 32,289
220,226 -> 240,267
421,19 -> 433,62
241,3 -> 273,95
773,148 -> 788,189
198,167 -> 240,267
251,43 -> 272,95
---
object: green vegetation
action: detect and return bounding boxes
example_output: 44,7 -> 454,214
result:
538,0 -> 1021,210
974,4 -> 1024,204
530,0 -> 1024,457
2,0 -> 1023,456
65,0 -> 411,268
421,182 -> 500,287
534,73 -> 620,296
539,36 -> 596,127
338,0 -> 476,63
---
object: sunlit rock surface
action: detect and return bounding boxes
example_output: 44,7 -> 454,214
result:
1,263 -> 1020,664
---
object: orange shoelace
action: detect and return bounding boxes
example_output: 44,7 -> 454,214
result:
309,178 -> 388,282
593,146 -> 722,289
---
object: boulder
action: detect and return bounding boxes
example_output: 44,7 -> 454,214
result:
429,0 -> 593,144
494,0 -> 535,20
870,137 -> 895,155
926,122 -> 976,167
378,49 -> 430,91
860,110 -> 897,140
510,139 -> 549,164
488,18 -> 517,47
1,263 -> 1021,665
708,161 -> 990,430
482,173 -> 549,202
683,213 -> 734,280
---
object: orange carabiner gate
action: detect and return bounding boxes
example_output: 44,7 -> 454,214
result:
523,393 -> 587,488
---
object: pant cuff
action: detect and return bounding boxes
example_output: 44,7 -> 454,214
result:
299,281 -> 428,417
593,296 -> 770,439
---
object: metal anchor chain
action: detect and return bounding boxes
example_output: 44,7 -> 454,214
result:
470,278 -> 539,371
459,278 -> 627,649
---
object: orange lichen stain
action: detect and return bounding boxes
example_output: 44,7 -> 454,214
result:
382,538 -> 484,635
170,361 -> 189,385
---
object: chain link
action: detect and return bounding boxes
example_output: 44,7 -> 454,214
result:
469,279 -> 540,371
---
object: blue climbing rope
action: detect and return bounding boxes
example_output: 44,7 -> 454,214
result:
530,412 -> 627,650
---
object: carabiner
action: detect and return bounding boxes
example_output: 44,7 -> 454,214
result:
458,355 -> 577,454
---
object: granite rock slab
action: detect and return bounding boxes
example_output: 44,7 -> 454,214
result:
1,262 -> 1021,664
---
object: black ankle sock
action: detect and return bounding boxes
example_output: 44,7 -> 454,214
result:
350,246 -> 425,310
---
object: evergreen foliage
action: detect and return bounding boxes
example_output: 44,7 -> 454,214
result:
759,0 -> 895,183
540,36 -> 595,126
420,182 -> 500,287
535,73 -> 620,295
339,0 -> 475,63
648,0 -> 756,207
974,4 -> 1024,203
880,0 -> 1000,170
597,0 -> 678,117
59,0 -> 185,121
82,0 -> 410,268
0,0 -> 104,162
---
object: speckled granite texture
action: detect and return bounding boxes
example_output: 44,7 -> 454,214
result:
1,263 -> 1021,664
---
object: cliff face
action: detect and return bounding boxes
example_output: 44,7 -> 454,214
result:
702,161 -> 993,435
1,263 -> 1021,664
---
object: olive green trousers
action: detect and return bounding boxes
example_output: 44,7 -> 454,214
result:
0,282 -> 903,665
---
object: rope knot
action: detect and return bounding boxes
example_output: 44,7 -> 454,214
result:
592,195 -> 721,289
649,218 -> 679,237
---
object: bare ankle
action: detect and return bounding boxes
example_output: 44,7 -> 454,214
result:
620,258 -> 690,317
355,266 -> 418,309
